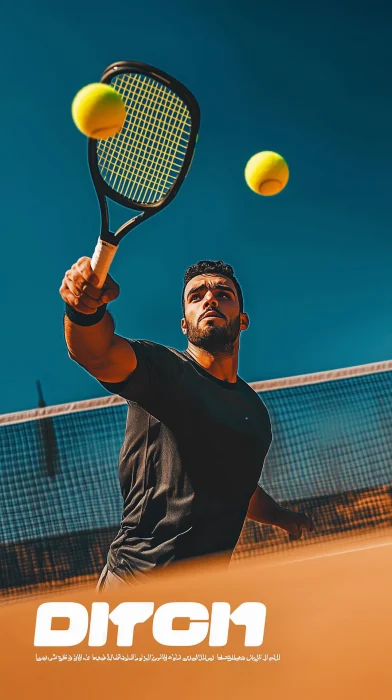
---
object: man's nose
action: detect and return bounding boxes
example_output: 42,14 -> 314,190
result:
203,290 -> 217,306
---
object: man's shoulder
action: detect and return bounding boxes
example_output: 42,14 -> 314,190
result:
128,339 -> 186,363
100,340 -> 187,400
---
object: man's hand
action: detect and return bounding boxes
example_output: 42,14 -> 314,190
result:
247,486 -> 314,541
278,508 -> 314,541
59,256 -> 119,314
61,256 -> 136,382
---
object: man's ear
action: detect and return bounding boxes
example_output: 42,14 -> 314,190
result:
240,313 -> 249,331
181,317 -> 187,335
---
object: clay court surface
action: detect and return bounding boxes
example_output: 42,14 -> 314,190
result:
1,529 -> 391,700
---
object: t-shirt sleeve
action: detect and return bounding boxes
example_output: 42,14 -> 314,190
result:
98,340 -> 184,411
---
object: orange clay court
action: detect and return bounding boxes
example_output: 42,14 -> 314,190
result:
1,527 -> 391,700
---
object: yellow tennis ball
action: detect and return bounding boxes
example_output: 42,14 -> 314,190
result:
244,151 -> 289,196
71,83 -> 126,139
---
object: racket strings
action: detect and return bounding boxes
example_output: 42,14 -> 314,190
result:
110,74 -> 180,195
99,86 -> 188,201
96,72 -> 192,203
100,74 -> 165,197
119,74 -> 188,198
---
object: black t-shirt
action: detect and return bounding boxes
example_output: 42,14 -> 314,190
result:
100,341 -> 272,581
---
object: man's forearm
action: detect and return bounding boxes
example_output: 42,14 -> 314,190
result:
247,485 -> 314,540
246,486 -> 288,526
64,311 -> 115,368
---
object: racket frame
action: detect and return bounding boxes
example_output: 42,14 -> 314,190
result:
88,60 -> 200,246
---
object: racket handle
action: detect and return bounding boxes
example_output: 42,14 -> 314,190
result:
91,238 -> 118,289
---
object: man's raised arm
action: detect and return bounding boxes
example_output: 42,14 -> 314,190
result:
59,256 -> 136,383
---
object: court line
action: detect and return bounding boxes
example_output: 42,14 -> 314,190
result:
259,539 -> 392,569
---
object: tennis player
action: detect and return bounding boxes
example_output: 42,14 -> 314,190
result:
60,259 -> 313,588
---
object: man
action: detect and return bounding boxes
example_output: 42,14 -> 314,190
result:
60,258 -> 313,588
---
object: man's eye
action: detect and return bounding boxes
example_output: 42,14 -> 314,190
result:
191,294 -> 200,301
218,292 -> 229,298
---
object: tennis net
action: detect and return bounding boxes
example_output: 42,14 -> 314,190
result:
1,361 -> 391,598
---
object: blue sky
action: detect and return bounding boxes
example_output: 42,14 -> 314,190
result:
1,0 -> 391,413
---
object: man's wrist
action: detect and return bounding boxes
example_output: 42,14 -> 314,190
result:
275,506 -> 291,521
64,303 -> 107,327
264,504 -> 290,528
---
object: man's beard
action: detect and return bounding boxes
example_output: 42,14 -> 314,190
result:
185,314 -> 241,356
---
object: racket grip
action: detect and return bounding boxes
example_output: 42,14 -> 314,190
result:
91,238 -> 118,289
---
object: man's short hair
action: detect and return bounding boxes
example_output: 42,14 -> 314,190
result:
182,260 -> 244,313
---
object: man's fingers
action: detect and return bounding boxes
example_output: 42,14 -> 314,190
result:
65,270 -> 101,306
61,288 -> 99,315
287,513 -> 314,542
302,514 -> 314,532
74,257 -> 99,285
291,525 -> 303,541
296,512 -> 314,531
60,272 -> 100,314
103,273 -> 120,293
59,257 -> 120,309
70,262 -> 100,295
64,275 -> 110,311
60,272 -> 109,312
101,275 -> 120,303
101,288 -> 118,304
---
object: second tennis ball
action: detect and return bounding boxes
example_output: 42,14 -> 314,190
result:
245,151 -> 289,196
71,83 -> 126,139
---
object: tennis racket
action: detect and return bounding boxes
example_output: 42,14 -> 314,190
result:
88,60 -> 200,288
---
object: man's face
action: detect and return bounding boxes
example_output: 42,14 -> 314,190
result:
181,274 -> 249,354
